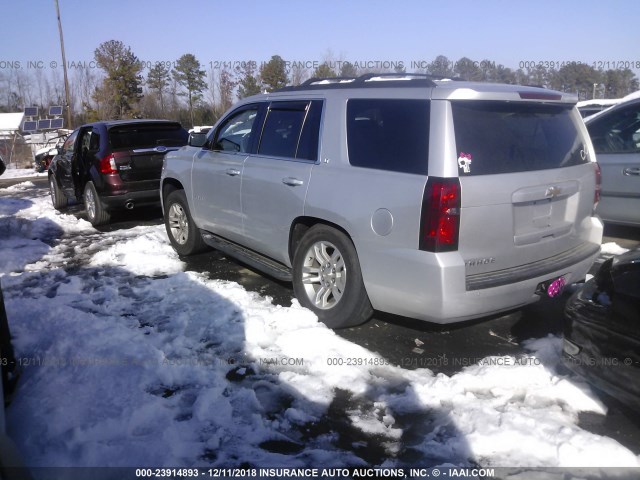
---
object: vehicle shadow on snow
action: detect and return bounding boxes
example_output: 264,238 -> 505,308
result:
1,208 -> 473,470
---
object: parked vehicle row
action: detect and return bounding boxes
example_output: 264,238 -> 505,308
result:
42,79 -> 639,334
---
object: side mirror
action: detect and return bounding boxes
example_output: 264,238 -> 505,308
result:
188,132 -> 208,148
48,148 -> 59,156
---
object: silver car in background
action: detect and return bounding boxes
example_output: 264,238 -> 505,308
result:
161,74 -> 603,328
586,96 -> 640,226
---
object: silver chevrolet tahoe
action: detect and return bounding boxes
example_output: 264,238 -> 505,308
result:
161,74 -> 603,328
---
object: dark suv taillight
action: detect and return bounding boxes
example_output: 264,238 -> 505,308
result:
420,177 -> 461,252
99,154 -> 117,174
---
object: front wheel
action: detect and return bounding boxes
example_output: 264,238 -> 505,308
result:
83,181 -> 110,226
49,175 -> 67,210
163,190 -> 208,256
292,225 -> 373,329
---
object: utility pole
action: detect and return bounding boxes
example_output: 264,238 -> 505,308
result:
54,0 -> 72,130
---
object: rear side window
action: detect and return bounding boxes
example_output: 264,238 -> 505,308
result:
108,124 -> 188,150
347,99 -> 430,175
258,100 -> 322,160
451,101 -> 587,176
62,129 -> 79,152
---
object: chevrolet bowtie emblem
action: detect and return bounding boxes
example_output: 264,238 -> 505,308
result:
545,186 -> 561,198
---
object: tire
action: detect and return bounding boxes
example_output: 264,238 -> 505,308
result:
292,225 -> 373,329
163,190 -> 207,256
83,181 -> 111,226
49,174 -> 67,210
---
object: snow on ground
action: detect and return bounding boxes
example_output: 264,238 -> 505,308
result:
601,242 -> 630,256
0,167 -> 47,179
1,182 -> 639,472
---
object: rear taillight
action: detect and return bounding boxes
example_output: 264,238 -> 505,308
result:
594,162 -> 602,207
99,154 -> 117,174
420,177 -> 461,252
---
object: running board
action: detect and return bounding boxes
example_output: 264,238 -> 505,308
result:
200,230 -> 292,282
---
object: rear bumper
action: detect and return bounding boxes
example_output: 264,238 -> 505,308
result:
361,217 -> 604,324
99,189 -> 160,210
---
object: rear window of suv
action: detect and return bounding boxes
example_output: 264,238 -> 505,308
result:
347,99 -> 430,175
451,101 -> 587,176
109,123 -> 188,150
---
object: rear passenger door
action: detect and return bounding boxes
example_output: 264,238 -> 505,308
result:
241,100 -> 323,266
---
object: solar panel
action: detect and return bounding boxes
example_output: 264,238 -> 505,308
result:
49,106 -> 64,116
51,118 -> 64,129
24,106 -> 38,117
37,119 -> 52,130
22,120 -> 38,132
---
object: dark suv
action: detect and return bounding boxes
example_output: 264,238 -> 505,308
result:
49,120 -> 188,225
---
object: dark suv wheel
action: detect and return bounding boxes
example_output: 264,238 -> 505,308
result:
164,190 -> 207,256
49,175 -> 67,210
292,225 -> 373,328
83,181 -> 111,226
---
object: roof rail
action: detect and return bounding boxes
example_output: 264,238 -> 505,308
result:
300,76 -> 357,86
276,72 -> 459,92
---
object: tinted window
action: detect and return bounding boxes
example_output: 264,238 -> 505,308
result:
258,102 -> 309,159
62,129 -> 79,152
256,100 -> 322,161
587,103 -> 640,154
451,101 -> 587,176
347,99 -> 429,174
296,100 -> 322,161
214,106 -> 259,153
109,123 -> 188,150
90,128 -> 101,151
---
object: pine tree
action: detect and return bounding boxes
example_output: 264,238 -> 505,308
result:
259,55 -> 288,92
236,62 -> 261,99
147,63 -> 170,116
93,40 -> 143,119
172,54 -> 207,128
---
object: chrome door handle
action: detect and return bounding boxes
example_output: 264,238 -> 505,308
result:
282,177 -> 304,186
226,168 -> 241,176
623,167 -> 640,176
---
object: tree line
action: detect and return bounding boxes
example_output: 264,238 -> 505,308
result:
1,41 -> 638,129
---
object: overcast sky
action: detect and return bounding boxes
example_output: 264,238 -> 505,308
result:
2,0 -> 639,75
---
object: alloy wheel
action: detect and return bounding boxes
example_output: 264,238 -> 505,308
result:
300,241 -> 347,310
168,203 -> 189,245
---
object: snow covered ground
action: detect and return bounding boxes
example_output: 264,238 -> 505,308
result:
0,167 -> 47,179
1,181 -> 639,473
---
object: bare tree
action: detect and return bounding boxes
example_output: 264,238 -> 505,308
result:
216,67 -> 236,115
289,64 -> 310,86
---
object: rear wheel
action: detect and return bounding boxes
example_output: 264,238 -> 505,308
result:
83,181 -> 110,226
49,175 -> 67,210
292,225 -> 373,328
164,190 -> 207,255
